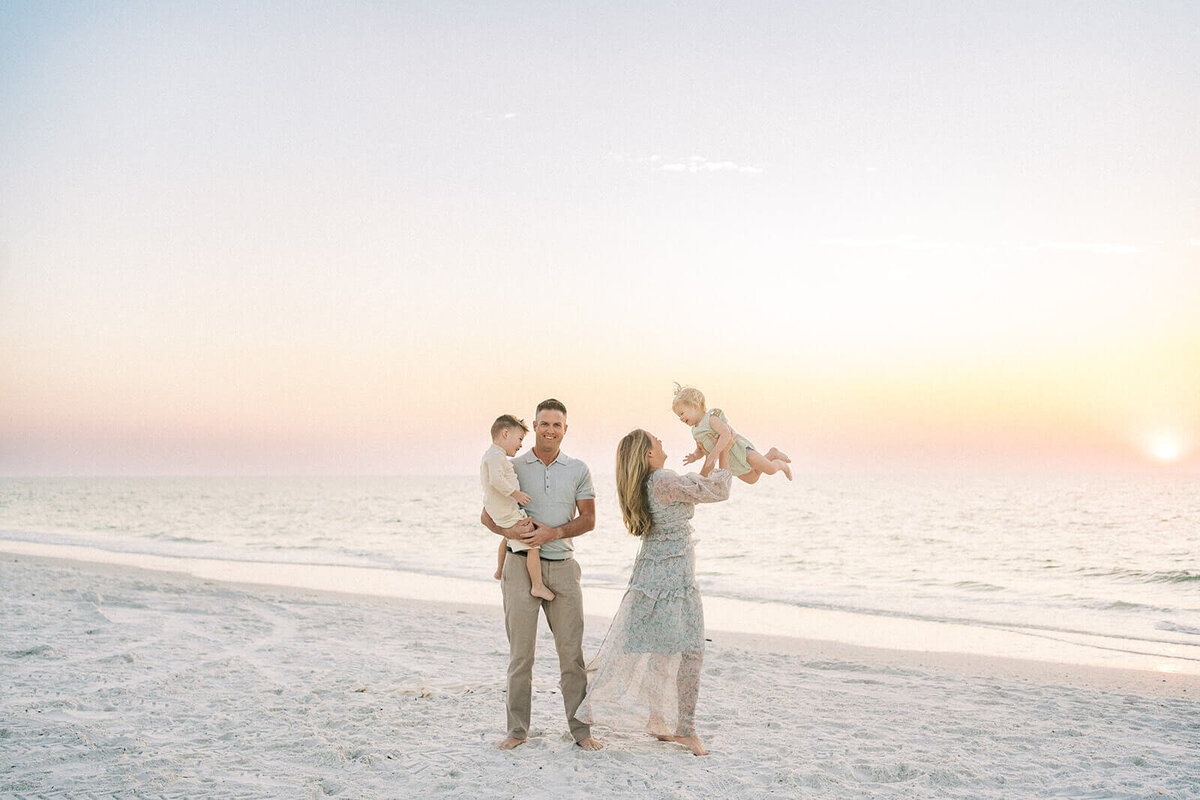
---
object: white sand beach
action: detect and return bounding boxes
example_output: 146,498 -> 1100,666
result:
2,551 -> 1197,799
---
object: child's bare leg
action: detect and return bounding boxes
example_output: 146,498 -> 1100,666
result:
495,539 -> 507,580
747,450 -> 793,481
736,469 -> 762,484
764,447 -> 791,463
526,549 -> 555,601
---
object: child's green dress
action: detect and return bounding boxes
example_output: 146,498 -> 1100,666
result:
690,408 -> 754,477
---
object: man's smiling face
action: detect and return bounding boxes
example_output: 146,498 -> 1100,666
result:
534,409 -> 567,453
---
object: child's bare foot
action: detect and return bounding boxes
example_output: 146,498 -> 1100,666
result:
531,585 -> 555,601
780,462 -> 793,481
674,735 -> 708,756
766,447 -> 791,463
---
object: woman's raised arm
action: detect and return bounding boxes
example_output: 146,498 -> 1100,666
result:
651,469 -> 733,506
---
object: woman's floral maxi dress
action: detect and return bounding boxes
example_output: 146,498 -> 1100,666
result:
577,468 -> 731,736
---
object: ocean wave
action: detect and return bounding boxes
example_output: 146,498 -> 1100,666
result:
684,582 -> 1200,651
1077,567 -> 1200,585
0,529 -> 382,572
949,580 -> 1006,593
1156,621 -> 1200,637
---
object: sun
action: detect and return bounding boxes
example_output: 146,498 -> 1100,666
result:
1145,434 -> 1187,463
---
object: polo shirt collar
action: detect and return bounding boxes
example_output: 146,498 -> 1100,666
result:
523,449 -> 567,466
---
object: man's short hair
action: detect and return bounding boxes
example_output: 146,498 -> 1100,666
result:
491,414 -> 529,439
536,398 -> 567,417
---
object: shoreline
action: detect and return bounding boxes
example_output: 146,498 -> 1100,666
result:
2,541 -> 1196,699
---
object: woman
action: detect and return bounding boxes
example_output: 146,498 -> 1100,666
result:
577,429 -> 733,756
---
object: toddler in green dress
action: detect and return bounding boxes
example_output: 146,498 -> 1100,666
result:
672,383 -> 792,484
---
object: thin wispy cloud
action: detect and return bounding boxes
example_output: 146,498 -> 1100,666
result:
610,152 -> 763,175
659,155 -> 763,174
1031,242 -> 1142,255
818,235 -> 951,251
816,237 -> 1160,256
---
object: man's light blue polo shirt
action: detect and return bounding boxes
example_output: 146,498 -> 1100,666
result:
511,449 -> 595,560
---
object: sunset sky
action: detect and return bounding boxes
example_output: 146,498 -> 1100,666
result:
2,2 -> 1198,475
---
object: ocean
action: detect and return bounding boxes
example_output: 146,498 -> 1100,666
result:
1,473 -> 1197,664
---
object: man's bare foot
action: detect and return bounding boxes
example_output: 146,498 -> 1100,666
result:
498,737 -> 526,750
766,447 -> 791,463
530,585 -> 555,601
780,462 -> 793,481
576,736 -> 603,751
674,735 -> 708,756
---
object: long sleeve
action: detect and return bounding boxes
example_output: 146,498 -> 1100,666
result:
650,468 -> 732,506
487,459 -> 521,496
482,448 -> 521,496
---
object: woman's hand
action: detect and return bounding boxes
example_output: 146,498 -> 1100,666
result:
700,417 -> 735,476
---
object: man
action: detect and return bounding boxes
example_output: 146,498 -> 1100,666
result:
480,398 -> 602,751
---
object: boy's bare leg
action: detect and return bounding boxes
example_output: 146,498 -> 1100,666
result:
747,450 -> 793,481
526,550 -> 555,601
495,538 -> 507,580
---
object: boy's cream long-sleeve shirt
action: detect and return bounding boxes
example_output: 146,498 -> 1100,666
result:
480,443 -> 528,531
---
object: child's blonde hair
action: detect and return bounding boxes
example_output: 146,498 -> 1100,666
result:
671,382 -> 706,412
490,414 -> 528,440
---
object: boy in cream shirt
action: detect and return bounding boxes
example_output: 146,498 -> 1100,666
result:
483,415 -> 554,600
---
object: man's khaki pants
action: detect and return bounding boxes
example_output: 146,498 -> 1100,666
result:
501,553 -> 590,743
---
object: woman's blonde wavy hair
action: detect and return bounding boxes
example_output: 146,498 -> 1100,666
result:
615,429 -> 654,537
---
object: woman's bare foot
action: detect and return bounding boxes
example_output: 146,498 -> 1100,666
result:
674,735 -> 708,756
530,585 -> 555,601
646,716 -> 671,739
498,737 -> 526,750
765,447 -> 791,463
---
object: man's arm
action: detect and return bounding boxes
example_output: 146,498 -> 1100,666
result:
481,508 -> 534,538
519,499 -> 595,548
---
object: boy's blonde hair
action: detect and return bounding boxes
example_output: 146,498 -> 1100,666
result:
490,414 -> 528,440
671,382 -> 706,412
